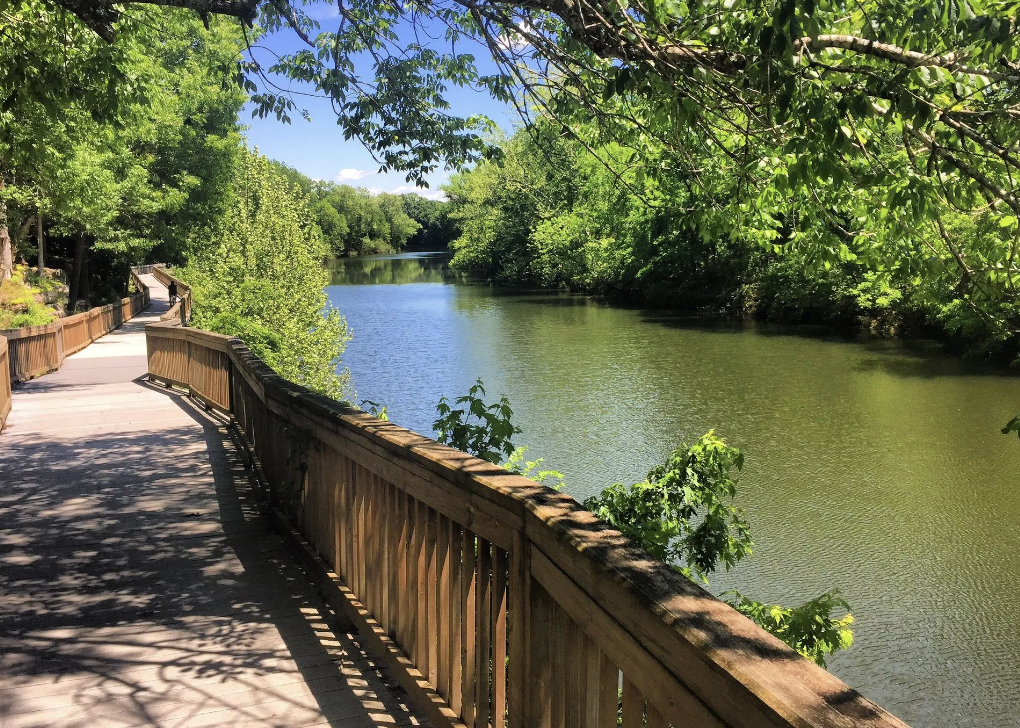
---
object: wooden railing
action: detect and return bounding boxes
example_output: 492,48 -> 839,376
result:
0,336 -> 10,431
0,270 -> 150,431
145,322 -> 910,728
149,264 -> 192,324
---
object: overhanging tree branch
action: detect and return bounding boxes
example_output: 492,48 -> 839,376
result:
53,0 -> 258,40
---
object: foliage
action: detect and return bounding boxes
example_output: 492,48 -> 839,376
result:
0,265 -> 62,328
17,1 -> 1020,353
503,446 -> 565,490
311,183 -> 420,257
49,0 -> 1020,327
584,432 -> 751,583
249,177 -> 424,258
401,195 -> 458,250
725,590 -> 855,669
583,431 -> 852,666
432,380 -> 564,486
433,378 -> 521,464
360,399 -> 390,421
446,120 -> 1020,358
181,147 -> 353,400
0,6 -> 245,304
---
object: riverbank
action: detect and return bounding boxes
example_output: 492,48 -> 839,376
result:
449,246 -> 1019,368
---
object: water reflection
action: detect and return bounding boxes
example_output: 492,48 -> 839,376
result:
327,252 -> 455,286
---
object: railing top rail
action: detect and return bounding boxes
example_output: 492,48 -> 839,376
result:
0,321 -> 63,339
151,264 -> 192,291
145,323 -> 907,728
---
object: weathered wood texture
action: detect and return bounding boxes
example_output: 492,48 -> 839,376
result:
146,324 -> 912,728
1,276 -> 429,728
0,336 -> 10,431
0,269 -> 149,396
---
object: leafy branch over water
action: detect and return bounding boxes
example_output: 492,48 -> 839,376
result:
433,379 -> 853,667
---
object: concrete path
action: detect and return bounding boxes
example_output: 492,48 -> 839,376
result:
0,277 -> 426,728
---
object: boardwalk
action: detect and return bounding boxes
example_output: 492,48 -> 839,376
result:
0,277 -> 426,728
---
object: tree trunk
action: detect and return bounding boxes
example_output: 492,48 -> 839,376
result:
0,177 -> 12,282
68,234 -> 88,311
81,258 -> 89,308
37,213 -> 44,274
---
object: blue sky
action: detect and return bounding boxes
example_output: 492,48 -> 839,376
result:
241,4 -> 519,199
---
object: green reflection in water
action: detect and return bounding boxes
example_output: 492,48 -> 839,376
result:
327,252 -> 1020,728
327,252 -> 456,285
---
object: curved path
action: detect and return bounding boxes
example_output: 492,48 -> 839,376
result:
0,277 -> 426,728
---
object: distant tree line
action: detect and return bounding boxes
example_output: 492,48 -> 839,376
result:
270,161 -> 456,258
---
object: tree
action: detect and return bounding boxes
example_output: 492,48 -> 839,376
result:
402,194 -> 458,250
307,181 -> 420,256
182,146 -> 353,400
0,6 -> 244,299
0,1 -> 131,280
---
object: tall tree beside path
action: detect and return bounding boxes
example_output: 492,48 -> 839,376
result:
0,5 -> 245,286
0,1 -> 128,280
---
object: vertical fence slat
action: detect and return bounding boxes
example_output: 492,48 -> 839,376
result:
0,337 -> 11,431
462,529 -> 477,727
397,488 -> 409,649
414,499 -> 427,671
493,546 -> 508,728
385,482 -> 397,636
369,473 -> 380,616
449,520 -> 464,716
508,531 -> 529,728
437,514 -> 451,700
565,616 -> 582,728
475,538 -> 492,728
598,653 -> 620,728
550,601 -> 566,728
426,507 -> 439,688
406,494 -> 419,665
528,580 -> 552,728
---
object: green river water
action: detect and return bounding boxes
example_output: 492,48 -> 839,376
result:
326,251 -> 1020,728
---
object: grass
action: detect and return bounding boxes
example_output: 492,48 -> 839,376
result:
0,265 -> 65,329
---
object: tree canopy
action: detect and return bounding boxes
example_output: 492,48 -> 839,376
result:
0,5 -> 245,294
30,0 -> 1020,336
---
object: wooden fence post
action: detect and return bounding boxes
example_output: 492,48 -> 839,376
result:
508,530 -> 532,728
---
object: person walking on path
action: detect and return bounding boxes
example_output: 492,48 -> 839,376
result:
168,280 -> 178,306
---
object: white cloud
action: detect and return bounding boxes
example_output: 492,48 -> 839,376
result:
335,168 -> 374,182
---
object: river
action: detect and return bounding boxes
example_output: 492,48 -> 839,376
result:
326,251 -> 1020,728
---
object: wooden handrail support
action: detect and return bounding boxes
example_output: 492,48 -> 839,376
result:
0,269 -> 150,432
144,321 -> 911,728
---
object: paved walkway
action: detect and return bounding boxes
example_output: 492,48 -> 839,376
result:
0,277 -> 426,728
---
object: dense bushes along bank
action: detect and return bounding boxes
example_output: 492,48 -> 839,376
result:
445,124 -> 1018,363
